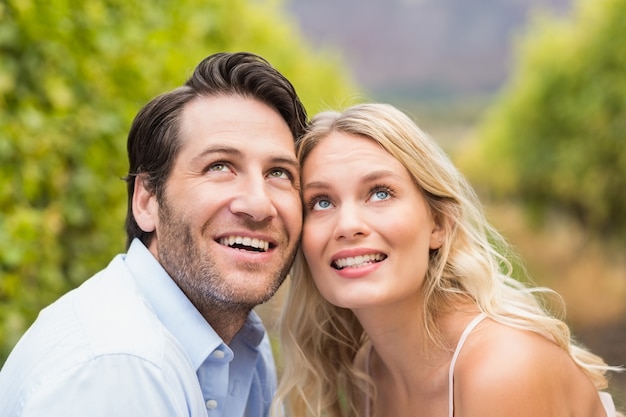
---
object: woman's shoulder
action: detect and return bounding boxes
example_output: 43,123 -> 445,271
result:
455,318 -> 569,379
451,316 -> 608,416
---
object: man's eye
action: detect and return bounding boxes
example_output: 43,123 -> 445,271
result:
208,163 -> 229,172
268,168 -> 290,179
209,163 -> 226,171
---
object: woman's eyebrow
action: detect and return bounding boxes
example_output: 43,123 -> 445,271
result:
303,170 -> 399,192
361,170 -> 400,182
302,180 -> 328,192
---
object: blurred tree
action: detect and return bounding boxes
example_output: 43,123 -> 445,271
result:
465,0 -> 626,237
0,0 -> 359,364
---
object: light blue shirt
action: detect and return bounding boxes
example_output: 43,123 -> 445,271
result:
0,239 -> 276,417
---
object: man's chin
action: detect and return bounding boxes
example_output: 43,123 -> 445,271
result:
209,285 -> 280,310
235,288 -> 281,308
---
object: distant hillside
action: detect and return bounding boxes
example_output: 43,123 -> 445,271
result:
286,0 -> 572,101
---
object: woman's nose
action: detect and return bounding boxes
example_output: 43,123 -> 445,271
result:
333,204 -> 370,240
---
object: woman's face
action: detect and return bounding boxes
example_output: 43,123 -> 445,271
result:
301,132 -> 444,311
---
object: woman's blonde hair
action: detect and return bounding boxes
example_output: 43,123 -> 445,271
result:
272,103 -> 619,417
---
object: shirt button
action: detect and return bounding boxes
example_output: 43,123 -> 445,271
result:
206,399 -> 218,409
213,350 -> 225,359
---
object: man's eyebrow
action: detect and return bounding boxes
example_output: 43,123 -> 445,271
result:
190,146 -> 299,169
271,156 -> 299,170
190,145 -> 242,165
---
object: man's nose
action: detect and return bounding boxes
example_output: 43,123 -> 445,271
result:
229,175 -> 278,221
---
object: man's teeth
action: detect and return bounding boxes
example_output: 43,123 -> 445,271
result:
219,236 -> 269,252
333,253 -> 385,269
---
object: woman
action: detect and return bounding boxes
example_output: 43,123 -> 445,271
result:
273,103 -> 621,417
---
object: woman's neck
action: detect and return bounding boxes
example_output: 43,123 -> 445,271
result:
356,300 -> 445,384
354,298 -> 481,408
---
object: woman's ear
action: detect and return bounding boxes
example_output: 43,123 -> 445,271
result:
429,217 -> 446,250
132,176 -> 158,233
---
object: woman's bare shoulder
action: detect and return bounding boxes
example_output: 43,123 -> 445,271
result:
451,318 -> 606,417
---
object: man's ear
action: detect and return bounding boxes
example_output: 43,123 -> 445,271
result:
132,176 -> 158,233
429,217 -> 446,250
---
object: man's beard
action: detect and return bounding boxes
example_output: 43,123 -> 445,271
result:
156,196 -> 298,315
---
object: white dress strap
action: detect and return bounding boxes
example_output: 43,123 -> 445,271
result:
599,391 -> 617,417
445,314 -> 618,417
448,313 -> 488,417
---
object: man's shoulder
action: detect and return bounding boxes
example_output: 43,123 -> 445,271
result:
3,254 -> 180,377
0,255 -> 198,416
74,255 -> 168,357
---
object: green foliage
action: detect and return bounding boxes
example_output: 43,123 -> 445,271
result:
0,0 -> 359,364
468,0 -> 626,236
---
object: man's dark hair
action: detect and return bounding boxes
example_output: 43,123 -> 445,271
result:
123,52 -> 308,248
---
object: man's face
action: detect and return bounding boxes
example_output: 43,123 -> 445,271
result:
147,95 -> 302,311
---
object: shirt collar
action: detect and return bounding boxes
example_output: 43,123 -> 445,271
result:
123,239 -> 267,366
124,239 -> 219,370
238,309 -> 266,348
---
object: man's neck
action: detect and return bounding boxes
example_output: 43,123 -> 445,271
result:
199,304 -> 251,344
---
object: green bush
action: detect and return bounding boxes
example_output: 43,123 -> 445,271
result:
468,0 -> 626,237
0,0 -> 359,364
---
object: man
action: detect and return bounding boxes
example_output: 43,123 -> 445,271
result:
0,52 -> 308,417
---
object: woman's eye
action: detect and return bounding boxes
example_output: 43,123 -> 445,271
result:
371,189 -> 390,201
311,198 -> 333,211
